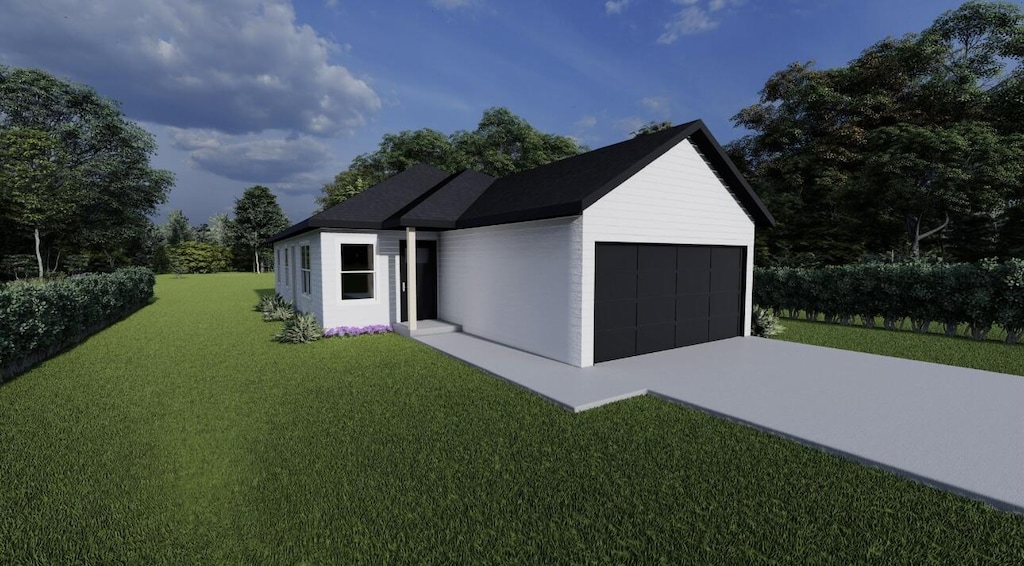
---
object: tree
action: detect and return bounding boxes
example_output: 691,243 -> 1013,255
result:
229,186 -> 289,273
162,210 -> 194,246
730,1 -> 1024,265
202,213 -> 231,247
0,66 -> 174,275
0,128 -> 70,277
632,121 -> 674,137
317,107 -> 585,209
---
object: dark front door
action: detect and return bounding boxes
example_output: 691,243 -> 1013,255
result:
594,243 -> 746,363
400,240 -> 438,321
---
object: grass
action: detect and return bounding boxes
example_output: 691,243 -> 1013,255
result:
0,273 -> 1021,564
774,317 -> 1024,377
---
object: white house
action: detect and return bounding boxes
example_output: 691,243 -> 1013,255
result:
268,120 -> 774,367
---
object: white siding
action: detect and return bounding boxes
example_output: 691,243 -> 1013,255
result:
274,236 -> 321,323
580,138 -> 756,367
319,231 -> 392,329
439,217 -> 582,366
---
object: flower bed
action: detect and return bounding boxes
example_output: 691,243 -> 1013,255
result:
323,324 -> 393,338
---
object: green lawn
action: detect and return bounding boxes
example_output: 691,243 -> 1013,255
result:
1,273 -> 1021,564
774,318 -> 1024,377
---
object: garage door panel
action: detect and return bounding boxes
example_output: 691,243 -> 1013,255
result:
595,328 -> 637,363
638,269 -> 675,298
595,300 -> 636,331
711,247 -> 744,290
598,244 -> 638,269
637,323 -> 675,354
639,245 -> 676,271
676,323 -> 709,347
637,297 -> 675,325
595,269 -> 637,301
676,294 -> 709,320
709,292 -> 741,318
709,316 -> 740,341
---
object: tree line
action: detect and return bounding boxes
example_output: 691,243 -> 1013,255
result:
0,66 -> 289,279
153,186 -> 288,275
727,0 -> 1024,266
3,1 -> 1021,279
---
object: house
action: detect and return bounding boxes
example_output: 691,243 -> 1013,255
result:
268,120 -> 774,367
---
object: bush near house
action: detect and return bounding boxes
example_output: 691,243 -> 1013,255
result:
754,260 -> 1024,343
0,267 -> 155,381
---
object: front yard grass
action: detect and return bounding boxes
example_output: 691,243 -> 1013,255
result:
1,273 -> 1021,563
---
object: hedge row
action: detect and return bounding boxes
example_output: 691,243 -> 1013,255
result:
754,259 -> 1024,343
0,267 -> 156,381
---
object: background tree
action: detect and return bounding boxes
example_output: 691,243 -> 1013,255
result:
162,210 -> 194,246
0,128 -> 71,277
205,213 -> 231,247
318,107 -> 585,209
229,186 -> 289,273
0,66 -> 174,276
632,121 -> 674,137
730,1 -> 1024,265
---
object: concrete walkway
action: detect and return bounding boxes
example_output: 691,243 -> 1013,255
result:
415,333 -> 1024,513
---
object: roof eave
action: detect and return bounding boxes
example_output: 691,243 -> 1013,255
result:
456,202 -> 584,229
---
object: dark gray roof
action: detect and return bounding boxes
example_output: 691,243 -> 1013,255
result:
268,119 -> 774,243
400,169 -> 495,229
268,163 -> 451,242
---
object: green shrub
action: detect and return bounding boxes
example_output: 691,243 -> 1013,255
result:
275,312 -> 323,343
256,293 -> 287,313
751,306 -> 784,338
256,293 -> 294,321
754,260 -> 1020,343
165,242 -> 233,274
0,267 -> 155,380
263,305 -> 295,322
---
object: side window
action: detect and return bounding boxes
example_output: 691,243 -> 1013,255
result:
283,247 -> 290,287
300,244 -> 311,295
340,244 -> 374,300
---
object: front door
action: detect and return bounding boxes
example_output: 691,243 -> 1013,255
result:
400,240 -> 438,321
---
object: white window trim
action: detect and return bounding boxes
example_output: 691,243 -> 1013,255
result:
337,235 -> 378,304
299,241 -> 312,297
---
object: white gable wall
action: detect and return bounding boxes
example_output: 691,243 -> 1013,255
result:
439,216 -> 582,366
580,138 -> 756,367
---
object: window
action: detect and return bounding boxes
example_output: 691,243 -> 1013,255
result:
341,244 -> 374,300
275,249 -> 281,283
283,247 -> 290,287
300,244 -> 311,295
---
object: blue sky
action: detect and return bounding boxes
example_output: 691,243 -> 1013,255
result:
0,0 -> 971,225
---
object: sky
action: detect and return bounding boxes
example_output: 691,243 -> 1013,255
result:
0,0 -> 973,226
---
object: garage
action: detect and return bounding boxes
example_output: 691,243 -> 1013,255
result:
594,243 -> 746,363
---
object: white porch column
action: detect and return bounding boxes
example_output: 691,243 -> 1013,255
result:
406,227 -> 417,331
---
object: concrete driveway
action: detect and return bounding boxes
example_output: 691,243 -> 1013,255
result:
415,333 -> 1024,514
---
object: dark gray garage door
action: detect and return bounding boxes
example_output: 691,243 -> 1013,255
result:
594,243 -> 746,363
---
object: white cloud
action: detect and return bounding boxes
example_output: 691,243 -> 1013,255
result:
0,0 -> 381,136
430,0 -> 477,9
169,129 -> 334,183
614,116 -> 647,135
658,5 -> 717,44
640,96 -> 670,115
574,115 -> 598,130
605,0 -> 631,15
658,0 -> 744,44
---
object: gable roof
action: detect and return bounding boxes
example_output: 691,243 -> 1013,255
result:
268,119 -> 774,243
268,163 -> 452,242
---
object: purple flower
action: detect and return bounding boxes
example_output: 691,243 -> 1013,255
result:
323,324 -> 393,338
